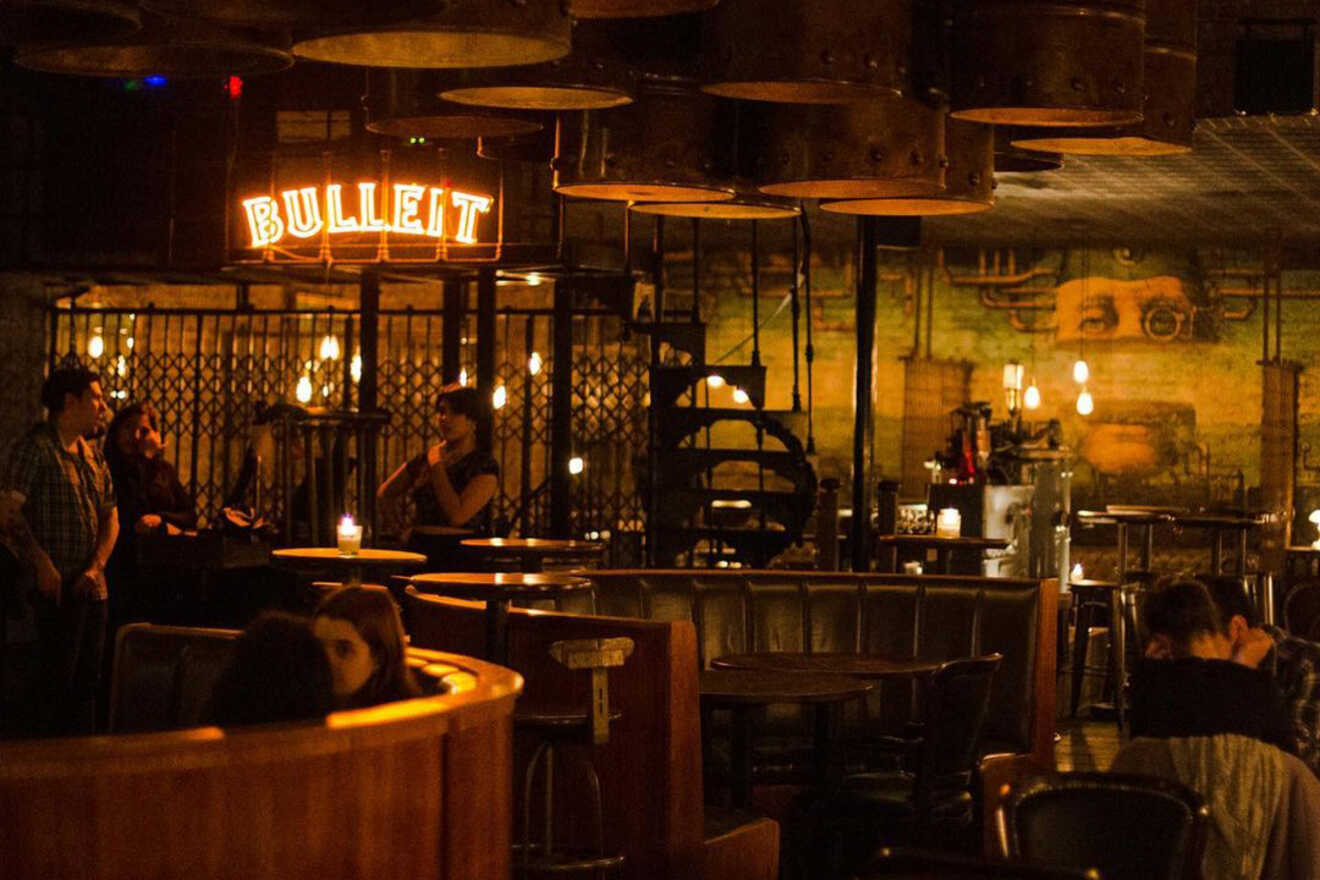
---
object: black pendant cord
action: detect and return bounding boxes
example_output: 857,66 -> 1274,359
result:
790,212 -> 803,413
801,207 -> 816,455
750,219 -> 761,368
691,218 -> 702,324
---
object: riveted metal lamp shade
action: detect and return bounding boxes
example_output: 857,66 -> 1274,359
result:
823,119 -> 994,215
0,0 -> 139,45
553,84 -> 735,202
751,98 -> 946,199
569,0 -> 717,19
477,128 -> 556,163
701,0 -> 911,103
630,196 -> 800,219
15,16 -> 293,77
365,69 -> 543,140
994,127 -> 1063,171
293,0 -> 571,69
141,0 -> 358,27
438,21 -> 636,111
951,0 -> 1147,127
1010,0 -> 1194,154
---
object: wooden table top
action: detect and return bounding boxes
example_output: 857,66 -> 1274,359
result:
409,571 -> 593,600
271,547 -> 427,567
410,525 -> 476,537
1068,579 -> 1120,590
699,670 -> 872,705
460,538 -> 606,555
873,534 -> 1009,550
711,652 -> 942,680
1076,509 -> 1171,525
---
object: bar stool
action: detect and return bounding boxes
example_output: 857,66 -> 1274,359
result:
1068,579 -> 1127,730
514,637 -> 633,879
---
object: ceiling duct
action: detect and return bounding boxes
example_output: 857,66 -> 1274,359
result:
438,20 -> 636,111
292,0 -> 571,69
553,80 -> 735,203
365,69 -> 543,140
823,118 -> 994,215
1010,0 -> 1195,155
700,0 -> 911,103
751,97 -> 946,200
15,14 -> 293,77
0,0 -> 139,45
951,0 -> 1147,127
567,0 -> 717,19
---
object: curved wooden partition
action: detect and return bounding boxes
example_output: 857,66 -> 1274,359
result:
0,651 -> 522,880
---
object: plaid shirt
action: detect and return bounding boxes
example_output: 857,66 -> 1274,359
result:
1,422 -> 115,584
1265,624 -> 1320,776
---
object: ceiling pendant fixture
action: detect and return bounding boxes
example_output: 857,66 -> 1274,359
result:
0,0 -> 139,45
438,21 -> 636,111
700,0 -> 911,104
365,70 -> 543,141
1011,0 -> 1196,155
951,0 -> 1146,127
821,117 -> 994,215
993,127 -> 1063,172
751,97 -> 946,200
293,0 -> 571,69
553,79 -> 735,203
568,0 -> 717,19
15,14 -> 293,77
140,0 -> 357,28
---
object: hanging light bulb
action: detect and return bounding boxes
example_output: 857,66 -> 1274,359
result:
528,351 -> 543,376
87,330 -> 104,359
319,334 -> 341,360
1072,359 -> 1090,384
458,367 -> 469,386
295,375 -> 313,404
115,355 -> 127,378
568,456 -> 584,475
492,384 -> 508,410
125,336 -> 135,350
1023,379 -> 1041,411
732,387 -> 750,405
706,373 -> 726,388
1076,387 -> 1094,416
350,354 -> 362,383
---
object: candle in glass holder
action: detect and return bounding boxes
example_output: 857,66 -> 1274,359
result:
337,514 -> 363,556
935,507 -> 961,539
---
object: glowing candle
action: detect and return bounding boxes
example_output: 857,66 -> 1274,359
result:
337,514 -> 363,556
936,507 -> 961,539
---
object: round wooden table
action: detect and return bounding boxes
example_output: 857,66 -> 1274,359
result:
460,538 -> 606,572
271,547 -> 427,588
409,571 -> 594,664
699,669 -> 872,808
711,652 -> 942,680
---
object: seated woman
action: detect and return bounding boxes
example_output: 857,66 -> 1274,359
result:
377,386 -> 499,563
207,612 -> 335,727
312,587 -> 420,709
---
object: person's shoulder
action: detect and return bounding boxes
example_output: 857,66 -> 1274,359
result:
7,422 -> 56,458
477,452 -> 499,477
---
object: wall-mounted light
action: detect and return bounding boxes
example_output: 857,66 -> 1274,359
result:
458,367 -> 469,386
1076,388 -> 1094,416
528,351 -> 543,376
319,334 -> 341,360
87,330 -> 104,359
732,387 -> 750,405
569,456 -> 584,475
1023,379 -> 1041,411
706,373 -> 726,388
1003,361 -> 1024,413
350,354 -> 362,383
525,272 -> 543,287
1309,509 -> 1320,549
295,375 -> 313,404
493,384 -> 507,410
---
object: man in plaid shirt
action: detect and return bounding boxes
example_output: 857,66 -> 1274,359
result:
0,366 -> 117,735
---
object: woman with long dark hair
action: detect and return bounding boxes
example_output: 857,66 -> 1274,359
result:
313,586 -> 421,709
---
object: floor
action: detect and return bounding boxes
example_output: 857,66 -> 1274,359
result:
1055,718 -> 1123,773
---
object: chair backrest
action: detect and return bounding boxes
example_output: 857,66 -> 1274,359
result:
918,654 -> 1003,785
109,623 -> 240,732
860,846 -> 1100,879
1000,772 -> 1208,880
1285,581 -> 1320,641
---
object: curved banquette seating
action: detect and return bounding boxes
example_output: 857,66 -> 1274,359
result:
0,642 -> 522,880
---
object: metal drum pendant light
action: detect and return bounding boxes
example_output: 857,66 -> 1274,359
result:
365,69 -> 543,140
751,97 -> 946,200
1010,0 -> 1195,155
823,118 -> 994,215
994,127 -> 1064,171
439,21 -> 636,111
568,0 -> 717,19
951,0 -> 1147,127
16,14 -> 292,77
140,0 -> 357,28
293,0 -> 571,69
553,80 -> 735,203
701,0 -> 912,103
0,0 -> 139,45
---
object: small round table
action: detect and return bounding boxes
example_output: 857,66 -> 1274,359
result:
271,547 -> 427,588
711,652 -> 942,681
460,538 -> 606,572
699,669 -> 872,808
873,535 -> 1009,574
409,571 -> 594,664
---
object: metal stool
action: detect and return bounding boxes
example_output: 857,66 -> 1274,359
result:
1068,579 -> 1127,730
515,637 -> 633,879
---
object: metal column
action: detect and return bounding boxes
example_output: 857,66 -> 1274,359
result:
851,218 -> 878,572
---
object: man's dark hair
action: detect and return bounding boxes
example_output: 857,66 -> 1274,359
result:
207,612 -> 334,727
1140,577 -> 1224,656
1198,573 -> 1262,629
40,367 -> 100,414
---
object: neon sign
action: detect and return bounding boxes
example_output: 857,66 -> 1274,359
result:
241,181 -> 493,249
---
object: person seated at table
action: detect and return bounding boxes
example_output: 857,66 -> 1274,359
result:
312,586 -> 420,709
377,386 -> 499,555
1135,576 -> 1295,756
207,612 -> 335,727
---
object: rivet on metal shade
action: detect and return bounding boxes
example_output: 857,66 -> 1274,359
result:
15,16 -> 293,77
951,0 -> 1147,127
438,21 -> 635,111
553,83 -> 735,203
568,0 -> 718,20
365,69 -> 543,140
0,0 -> 139,45
822,118 -> 995,215
750,98 -> 947,199
630,197 -> 801,220
1010,0 -> 1195,155
293,0 -> 571,69
701,0 -> 911,104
